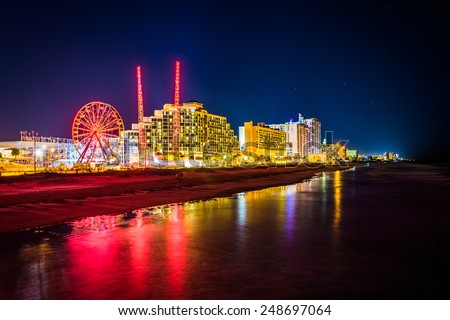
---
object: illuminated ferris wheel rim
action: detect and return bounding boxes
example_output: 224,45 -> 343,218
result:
71,101 -> 124,162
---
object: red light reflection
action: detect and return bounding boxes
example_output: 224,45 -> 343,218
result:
165,204 -> 186,298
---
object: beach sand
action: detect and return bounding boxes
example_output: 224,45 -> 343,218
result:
0,165 -> 349,233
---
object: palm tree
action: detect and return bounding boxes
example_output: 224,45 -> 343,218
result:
11,148 -> 20,160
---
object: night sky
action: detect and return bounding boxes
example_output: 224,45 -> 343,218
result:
1,1 -> 448,161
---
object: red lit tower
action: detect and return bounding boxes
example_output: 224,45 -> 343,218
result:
136,66 -> 146,166
172,61 -> 181,158
174,60 -> 181,106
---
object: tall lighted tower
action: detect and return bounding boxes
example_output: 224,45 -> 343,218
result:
172,61 -> 181,158
174,60 -> 181,106
136,66 -> 146,166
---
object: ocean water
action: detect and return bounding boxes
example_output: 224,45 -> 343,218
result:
0,163 -> 449,299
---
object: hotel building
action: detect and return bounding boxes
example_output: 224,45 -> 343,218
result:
267,121 -> 310,158
266,113 -> 321,158
239,121 -> 287,158
303,117 -> 321,154
134,100 -> 239,163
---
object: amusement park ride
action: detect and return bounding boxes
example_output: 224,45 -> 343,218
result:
71,61 -> 181,169
172,60 -> 181,159
72,101 -> 124,166
136,65 -> 146,166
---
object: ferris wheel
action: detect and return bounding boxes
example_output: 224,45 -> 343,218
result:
72,101 -> 124,163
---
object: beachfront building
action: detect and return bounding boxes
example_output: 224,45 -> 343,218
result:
266,113 -> 321,158
239,121 -> 287,160
134,100 -> 239,165
304,117 -> 321,154
321,142 -> 347,163
346,149 -> 358,161
120,129 -> 139,167
267,120 -> 310,158
0,133 -> 79,173
18,132 -> 78,167
337,143 -> 347,160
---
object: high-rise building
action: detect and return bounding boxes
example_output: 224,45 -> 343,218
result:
298,113 -> 305,124
136,100 -> 238,164
239,121 -> 286,158
266,113 -> 319,158
304,118 -> 321,154
267,121 -> 310,158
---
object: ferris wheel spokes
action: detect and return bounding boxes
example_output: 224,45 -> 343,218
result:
72,101 -> 124,164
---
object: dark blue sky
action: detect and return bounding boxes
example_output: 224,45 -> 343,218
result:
1,1 -> 448,160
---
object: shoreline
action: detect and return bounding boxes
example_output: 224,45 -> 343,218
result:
0,165 -> 351,233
